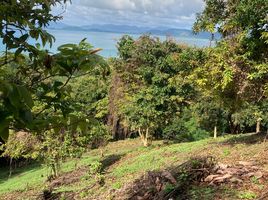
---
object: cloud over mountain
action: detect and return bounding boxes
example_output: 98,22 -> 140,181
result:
54,0 -> 204,29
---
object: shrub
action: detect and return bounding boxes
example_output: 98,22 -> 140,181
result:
0,131 -> 41,160
163,108 -> 209,142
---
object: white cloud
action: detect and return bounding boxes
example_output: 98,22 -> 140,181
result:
55,0 -> 205,29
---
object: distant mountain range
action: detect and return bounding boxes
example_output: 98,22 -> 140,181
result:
48,23 -> 221,40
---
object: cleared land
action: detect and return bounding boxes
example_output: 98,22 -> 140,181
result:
1,133 -> 268,200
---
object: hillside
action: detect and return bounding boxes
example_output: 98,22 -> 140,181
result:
1,133 -> 268,200
48,22 -> 221,39
1,1 -> 268,200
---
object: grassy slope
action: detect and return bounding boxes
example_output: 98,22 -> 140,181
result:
1,133 -> 268,199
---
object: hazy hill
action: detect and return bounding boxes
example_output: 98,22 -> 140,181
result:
48,22 -> 221,39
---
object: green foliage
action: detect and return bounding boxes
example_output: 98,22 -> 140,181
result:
111,182 -> 122,190
0,0 -> 112,181
89,161 -> 103,175
189,186 -> 217,200
0,0 -> 69,55
0,131 -> 41,160
0,0 -> 111,150
193,0 -> 225,34
1,0 -> 268,198
163,108 -> 210,142
238,191 -> 257,199
0,38 -> 110,178
193,0 -> 268,132
0,39 -> 107,138
87,122 -> 111,149
117,35 -> 135,60
194,0 -> 268,39
114,35 -> 208,145
164,183 -> 176,194
88,161 -> 105,185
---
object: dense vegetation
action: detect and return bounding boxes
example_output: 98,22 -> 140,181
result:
0,0 -> 267,199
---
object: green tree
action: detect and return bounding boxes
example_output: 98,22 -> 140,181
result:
0,0 -> 108,142
112,35 -> 207,145
193,0 -> 268,133
0,0 -> 68,57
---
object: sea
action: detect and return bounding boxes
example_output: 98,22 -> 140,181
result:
0,29 -> 213,58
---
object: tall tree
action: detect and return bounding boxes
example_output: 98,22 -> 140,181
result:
0,0 -> 107,141
193,0 -> 268,133
112,35 -> 205,145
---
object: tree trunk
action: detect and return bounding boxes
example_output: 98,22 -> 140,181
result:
256,118 -> 262,133
9,157 -> 12,178
108,74 -> 131,140
138,128 -> 151,147
138,127 -> 144,145
145,128 -> 151,147
229,115 -> 239,134
214,126 -> 217,139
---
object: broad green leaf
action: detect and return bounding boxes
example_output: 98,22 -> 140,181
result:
15,48 -> 24,58
19,34 -> 29,42
17,85 -> 34,108
20,110 -> 33,124
58,44 -> 77,51
7,85 -> 20,108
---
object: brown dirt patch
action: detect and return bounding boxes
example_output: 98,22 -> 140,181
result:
49,167 -> 87,188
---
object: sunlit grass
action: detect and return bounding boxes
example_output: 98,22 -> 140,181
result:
0,134 -> 260,197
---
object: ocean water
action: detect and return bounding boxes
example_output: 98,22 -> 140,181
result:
0,29 -> 212,58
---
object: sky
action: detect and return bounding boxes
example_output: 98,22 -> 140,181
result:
53,0 -> 205,29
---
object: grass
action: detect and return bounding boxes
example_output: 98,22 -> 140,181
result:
111,139 -> 210,179
189,185 -> 238,200
0,133 -> 268,199
238,191 -> 257,199
0,152 -> 100,195
0,164 -> 46,194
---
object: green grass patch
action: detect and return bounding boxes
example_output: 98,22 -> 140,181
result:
0,164 -> 46,194
111,138 -> 211,179
238,191 -> 257,199
0,154 -> 100,195
0,134 -> 266,198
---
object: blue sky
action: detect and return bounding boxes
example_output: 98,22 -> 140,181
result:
53,0 -> 205,29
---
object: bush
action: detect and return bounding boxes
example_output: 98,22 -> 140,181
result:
163,109 -> 209,142
0,131 -> 41,160
88,161 -> 105,185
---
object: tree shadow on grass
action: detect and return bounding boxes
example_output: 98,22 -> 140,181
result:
47,154 -> 126,199
100,153 -> 125,172
0,163 -> 42,184
222,132 -> 268,146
